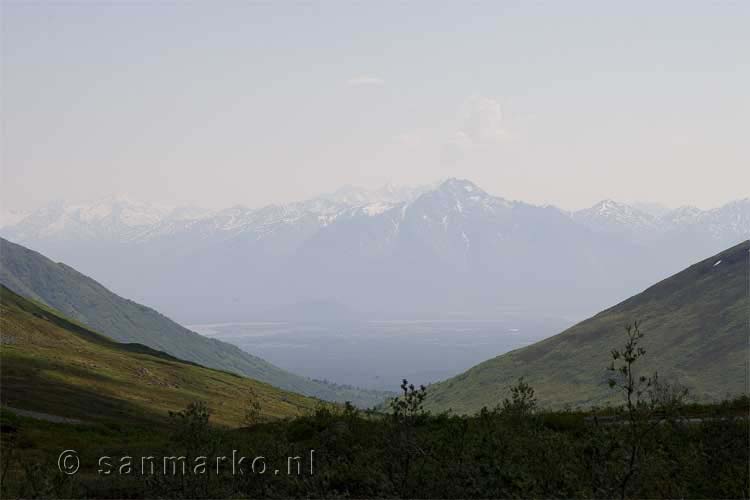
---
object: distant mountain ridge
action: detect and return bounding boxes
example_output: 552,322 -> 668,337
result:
3,182 -> 744,246
1,180 -> 747,323
0,238 -> 391,407
425,240 -> 750,413
0,182 -> 427,241
571,197 -> 750,240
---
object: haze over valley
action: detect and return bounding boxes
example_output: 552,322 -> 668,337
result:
3,179 -> 746,390
189,316 -> 569,390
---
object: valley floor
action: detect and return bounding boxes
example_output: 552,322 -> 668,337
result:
189,316 -> 569,390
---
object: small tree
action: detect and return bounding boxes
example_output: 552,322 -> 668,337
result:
502,377 -> 537,417
390,379 -> 427,424
243,388 -> 263,426
606,321 -> 659,500
607,321 -> 652,416
387,379 -> 428,496
646,373 -> 689,418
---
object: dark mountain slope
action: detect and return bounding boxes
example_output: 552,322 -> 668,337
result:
426,240 -> 749,413
0,237 -> 389,407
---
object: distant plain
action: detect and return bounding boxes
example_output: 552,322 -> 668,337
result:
190,316 -> 571,391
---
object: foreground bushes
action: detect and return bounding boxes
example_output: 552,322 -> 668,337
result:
1,396 -> 747,499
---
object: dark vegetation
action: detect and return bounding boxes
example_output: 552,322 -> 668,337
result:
1,320 -> 747,499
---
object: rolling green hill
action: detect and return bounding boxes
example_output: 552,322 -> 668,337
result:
0,237 -> 390,407
0,285 -> 319,426
426,240 -> 750,414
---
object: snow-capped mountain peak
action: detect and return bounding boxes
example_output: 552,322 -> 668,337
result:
701,198 -> 750,238
662,205 -> 703,226
0,196 -> 209,242
591,199 -> 648,219
437,178 -> 486,196
68,196 -> 170,226
573,199 -> 658,234
424,178 -> 514,215
571,197 -> 750,243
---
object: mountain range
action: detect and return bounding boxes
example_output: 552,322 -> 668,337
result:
1,179 -> 747,323
425,240 -> 750,413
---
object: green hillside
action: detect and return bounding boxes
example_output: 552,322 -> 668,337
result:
426,240 -> 750,414
0,237 -> 390,407
0,285 -> 319,426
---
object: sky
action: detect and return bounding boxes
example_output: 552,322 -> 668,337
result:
2,1 -> 748,212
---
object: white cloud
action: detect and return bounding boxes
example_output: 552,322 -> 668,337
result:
440,96 -> 507,166
346,76 -> 386,87
459,96 -> 506,144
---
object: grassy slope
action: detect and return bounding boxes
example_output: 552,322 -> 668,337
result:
0,237 -> 390,407
0,285 -> 321,426
426,240 -> 750,414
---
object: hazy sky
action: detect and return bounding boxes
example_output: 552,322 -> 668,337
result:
2,1 -> 748,211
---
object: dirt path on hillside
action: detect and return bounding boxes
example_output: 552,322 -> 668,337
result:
2,405 -> 89,425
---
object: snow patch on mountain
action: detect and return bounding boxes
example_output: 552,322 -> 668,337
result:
362,202 -> 393,216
